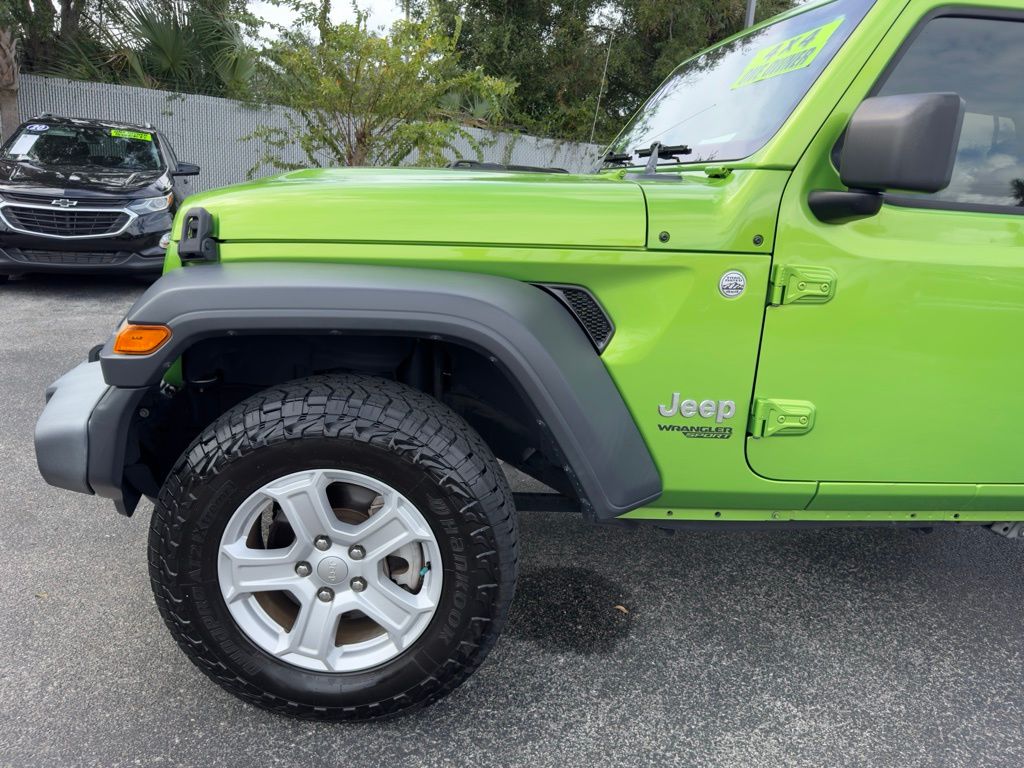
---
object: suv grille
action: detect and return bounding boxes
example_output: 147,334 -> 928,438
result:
20,250 -> 122,265
2,206 -> 130,237
538,284 -> 615,351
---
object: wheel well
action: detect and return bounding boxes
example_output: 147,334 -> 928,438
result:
128,333 -> 576,501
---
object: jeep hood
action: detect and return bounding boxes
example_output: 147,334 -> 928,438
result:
175,167 -> 647,249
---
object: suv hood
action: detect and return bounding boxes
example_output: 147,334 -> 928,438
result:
175,167 -> 647,249
0,159 -> 165,195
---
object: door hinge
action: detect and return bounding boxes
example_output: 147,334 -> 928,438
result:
749,398 -> 816,438
768,265 -> 836,306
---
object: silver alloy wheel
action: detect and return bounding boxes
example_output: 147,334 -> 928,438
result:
217,469 -> 443,673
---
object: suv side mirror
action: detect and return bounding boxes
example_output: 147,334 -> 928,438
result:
173,162 -> 201,177
809,92 -> 965,224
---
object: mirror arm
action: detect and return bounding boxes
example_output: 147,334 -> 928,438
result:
808,188 -> 883,224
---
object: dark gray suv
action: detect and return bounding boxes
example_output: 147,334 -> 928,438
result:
0,115 -> 199,280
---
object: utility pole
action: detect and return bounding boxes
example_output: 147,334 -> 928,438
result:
745,0 -> 757,27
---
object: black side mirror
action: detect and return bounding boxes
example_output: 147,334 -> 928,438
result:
172,162 -> 201,177
810,92 -> 965,224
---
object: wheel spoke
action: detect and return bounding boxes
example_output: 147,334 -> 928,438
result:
356,495 -> 433,562
221,542 -> 303,602
275,595 -> 339,664
358,570 -> 438,650
262,471 -> 338,545
218,468 -> 444,673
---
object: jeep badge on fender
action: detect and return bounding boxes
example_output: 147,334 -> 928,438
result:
658,395 -> 736,423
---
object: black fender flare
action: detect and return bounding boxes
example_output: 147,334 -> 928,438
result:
100,263 -> 662,519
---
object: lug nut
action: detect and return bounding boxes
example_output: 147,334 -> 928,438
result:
295,561 -> 312,577
350,577 -> 367,593
314,535 -> 331,551
316,587 -> 334,602
348,544 -> 365,561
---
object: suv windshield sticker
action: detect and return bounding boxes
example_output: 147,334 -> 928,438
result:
732,16 -> 845,90
26,123 -> 50,132
110,129 -> 153,142
8,133 -> 41,156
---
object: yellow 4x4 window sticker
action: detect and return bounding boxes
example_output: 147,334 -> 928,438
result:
110,129 -> 152,141
732,16 -> 845,90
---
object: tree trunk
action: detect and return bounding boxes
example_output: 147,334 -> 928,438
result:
60,0 -> 88,41
0,28 -> 19,141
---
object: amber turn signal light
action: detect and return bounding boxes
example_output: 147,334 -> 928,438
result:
113,324 -> 172,355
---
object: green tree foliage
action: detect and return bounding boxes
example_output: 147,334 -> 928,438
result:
9,0 -> 258,98
5,1 -> 93,73
416,0 -> 795,143
7,0 -> 799,149
68,0 -> 257,97
251,2 -> 514,168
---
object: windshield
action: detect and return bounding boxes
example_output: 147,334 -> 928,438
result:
2,122 -> 163,172
607,0 -> 875,164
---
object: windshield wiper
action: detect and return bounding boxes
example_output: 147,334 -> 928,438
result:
636,142 -> 692,174
602,150 -> 633,167
602,142 -> 693,173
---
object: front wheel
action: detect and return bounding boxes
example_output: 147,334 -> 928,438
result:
149,375 -> 518,720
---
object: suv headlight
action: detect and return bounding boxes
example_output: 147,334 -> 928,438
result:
128,193 -> 173,213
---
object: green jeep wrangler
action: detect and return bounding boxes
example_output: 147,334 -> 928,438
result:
34,0 -> 1024,720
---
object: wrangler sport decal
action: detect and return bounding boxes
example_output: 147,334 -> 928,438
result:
658,424 -> 734,440
732,16 -> 844,90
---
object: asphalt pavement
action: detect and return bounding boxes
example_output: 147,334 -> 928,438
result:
2,274 -> 1024,768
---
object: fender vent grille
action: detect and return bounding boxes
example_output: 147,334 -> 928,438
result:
538,284 -> 614,352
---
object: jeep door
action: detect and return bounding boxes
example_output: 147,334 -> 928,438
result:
749,4 -> 1024,494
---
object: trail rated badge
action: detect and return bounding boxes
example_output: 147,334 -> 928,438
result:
719,270 -> 746,299
732,16 -> 845,89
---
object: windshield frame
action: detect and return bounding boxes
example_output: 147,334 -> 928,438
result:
603,0 -> 878,170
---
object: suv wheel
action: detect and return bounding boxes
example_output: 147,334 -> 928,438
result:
149,375 -> 518,720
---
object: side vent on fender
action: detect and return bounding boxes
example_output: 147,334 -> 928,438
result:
536,284 -> 615,352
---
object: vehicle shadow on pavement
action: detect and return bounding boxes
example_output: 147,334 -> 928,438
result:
495,509 -> 1008,667
2,273 -> 155,296
508,565 -> 634,654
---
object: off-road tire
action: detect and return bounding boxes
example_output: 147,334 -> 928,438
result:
148,374 -> 518,720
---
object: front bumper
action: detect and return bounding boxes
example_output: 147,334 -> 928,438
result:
0,209 -> 170,275
0,245 -> 165,275
36,360 -> 146,514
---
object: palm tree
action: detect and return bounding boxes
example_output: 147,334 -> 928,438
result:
57,0 -> 256,98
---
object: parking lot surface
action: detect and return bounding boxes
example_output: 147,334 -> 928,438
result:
2,275 -> 1024,768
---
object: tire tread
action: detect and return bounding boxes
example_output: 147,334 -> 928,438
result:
148,374 -> 517,721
